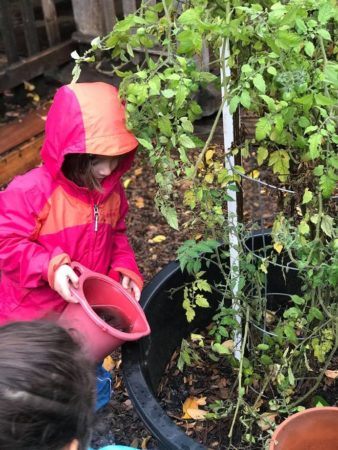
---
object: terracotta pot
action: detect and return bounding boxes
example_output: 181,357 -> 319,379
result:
269,407 -> 338,450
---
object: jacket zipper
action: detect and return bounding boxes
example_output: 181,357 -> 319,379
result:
94,204 -> 99,232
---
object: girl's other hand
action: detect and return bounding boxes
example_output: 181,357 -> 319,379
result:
54,265 -> 79,303
121,275 -> 141,301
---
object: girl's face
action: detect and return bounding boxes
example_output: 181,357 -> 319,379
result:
90,155 -> 120,183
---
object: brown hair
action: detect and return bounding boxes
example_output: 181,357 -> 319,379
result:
62,153 -> 102,191
0,321 -> 96,450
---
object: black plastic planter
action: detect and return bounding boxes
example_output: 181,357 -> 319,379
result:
122,232 -> 301,450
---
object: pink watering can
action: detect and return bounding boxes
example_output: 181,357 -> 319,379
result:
57,262 -> 150,362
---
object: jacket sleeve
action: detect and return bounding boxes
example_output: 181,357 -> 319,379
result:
0,184 -> 70,289
108,186 -> 143,290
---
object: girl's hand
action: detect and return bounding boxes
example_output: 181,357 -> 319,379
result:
54,265 -> 79,303
121,275 -> 141,301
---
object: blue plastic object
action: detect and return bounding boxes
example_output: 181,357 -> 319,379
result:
95,364 -> 112,411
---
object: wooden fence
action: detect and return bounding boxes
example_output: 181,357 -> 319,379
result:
0,0 -> 75,91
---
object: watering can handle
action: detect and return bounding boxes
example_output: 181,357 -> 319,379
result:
70,261 -> 95,279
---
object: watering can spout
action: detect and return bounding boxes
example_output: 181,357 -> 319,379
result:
58,262 -> 151,362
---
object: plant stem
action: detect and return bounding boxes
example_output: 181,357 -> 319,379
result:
228,304 -> 250,440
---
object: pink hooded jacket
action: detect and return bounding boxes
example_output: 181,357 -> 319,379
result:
0,82 -> 143,324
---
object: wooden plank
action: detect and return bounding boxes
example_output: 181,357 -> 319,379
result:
122,0 -> 137,16
0,106 -> 48,156
20,0 -> 40,55
0,39 -> 74,91
101,0 -> 116,34
0,0 -> 19,63
0,135 -> 43,186
41,0 -> 61,46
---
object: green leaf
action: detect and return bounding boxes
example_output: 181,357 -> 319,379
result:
181,117 -> 194,133
299,116 -> 311,128
257,344 -> 269,351
298,220 -> 310,235
255,117 -> 271,141
253,74 -> 266,93
195,295 -> 210,308
302,188 -> 313,204
229,95 -> 240,114
160,205 -> 179,230
137,138 -> 153,150
284,325 -> 297,343
242,64 -> 253,74
260,354 -> 273,365
161,89 -> 175,98
308,133 -> 322,159
257,146 -> 268,165
320,174 -> 335,197
179,134 -> 196,148
240,90 -> 251,108
318,3 -> 336,23
321,214 -> 334,237
260,95 -> 276,112
175,85 -> 188,108
291,295 -> 305,305
308,307 -> 324,321
158,116 -> 172,137
178,7 -> 202,25
324,63 -> 338,87
304,41 -> 315,57
267,66 -> 277,76
212,343 -> 231,355
288,367 -> 295,386
149,76 -> 161,95
317,29 -> 331,40
268,150 -> 290,181
315,93 -> 336,106
177,30 -> 202,54
293,94 -> 313,109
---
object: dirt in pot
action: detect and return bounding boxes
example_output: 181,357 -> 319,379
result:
93,306 -> 132,332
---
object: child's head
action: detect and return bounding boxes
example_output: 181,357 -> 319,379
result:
62,153 -> 121,191
0,321 -> 95,450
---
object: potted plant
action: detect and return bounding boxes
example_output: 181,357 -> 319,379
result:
75,0 -> 337,448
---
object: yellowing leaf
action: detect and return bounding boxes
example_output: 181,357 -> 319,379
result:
204,173 -> 214,183
135,196 -> 145,208
273,242 -> 283,254
123,178 -> 132,188
24,81 -> 35,91
194,233 -> 203,241
148,235 -> 166,244
182,396 -> 207,419
205,149 -> 214,165
249,169 -> 260,179
325,370 -> 338,379
257,412 -> 277,431
260,262 -> 268,274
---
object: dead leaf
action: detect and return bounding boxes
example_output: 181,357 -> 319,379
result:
186,408 -> 208,420
134,167 -> 143,176
135,196 -> 145,208
222,340 -> 234,351
102,355 -> 114,371
24,81 -> 35,91
182,396 -> 207,419
141,436 -> 152,449
130,438 -> 140,448
325,369 -> 338,379
257,412 -> 277,431
123,178 -> 132,188
148,235 -> 166,244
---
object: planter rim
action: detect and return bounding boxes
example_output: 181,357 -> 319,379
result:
269,406 -> 338,450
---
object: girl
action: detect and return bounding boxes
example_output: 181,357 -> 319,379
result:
0,82 -> 143,323
0,320 -> 137,450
